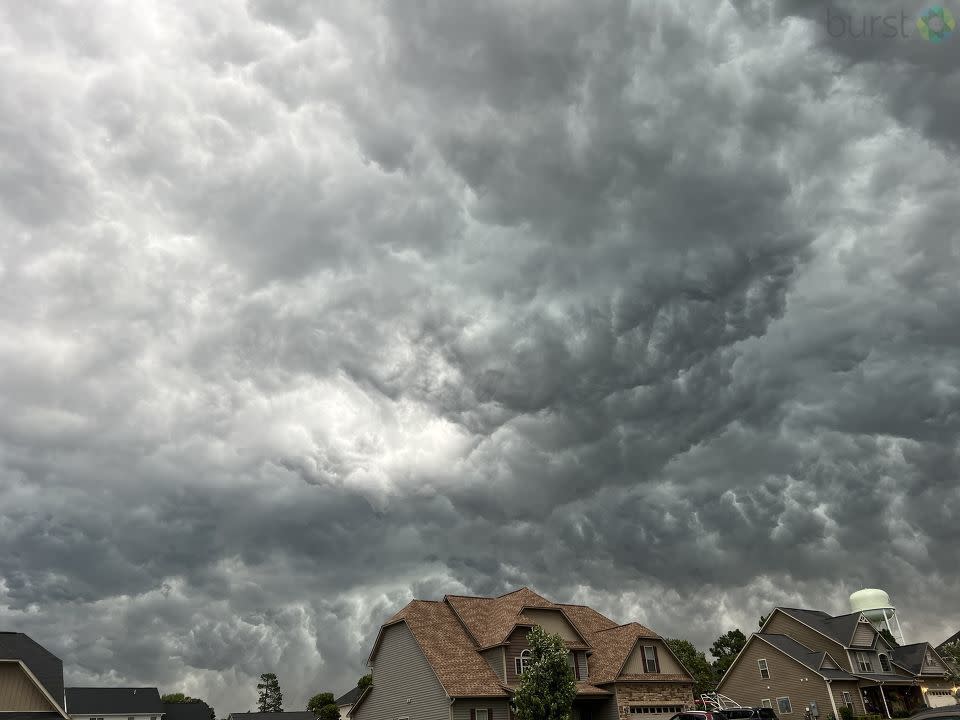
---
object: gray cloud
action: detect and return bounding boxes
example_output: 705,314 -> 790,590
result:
1,0 -> 959,715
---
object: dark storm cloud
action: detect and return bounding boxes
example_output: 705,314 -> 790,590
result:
1,0 -> 959,715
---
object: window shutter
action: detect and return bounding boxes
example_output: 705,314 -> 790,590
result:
471,710 -> 476,720
653,646 -> 661,673
488,708 -> 493,720
515,657 -> 521,675
574,653 -> 581,680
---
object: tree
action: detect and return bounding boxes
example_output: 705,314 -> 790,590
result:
307,693 -> 335,715
878,629 -> 899,647
257,673 -> 283,713
710,629 -> 747,677
357,674 -> 372,691
939,641 -> 960,682
759,615 -> 769,629
512,626 -> 577,720
161,694 -> 215,720
666,638 -> 717,698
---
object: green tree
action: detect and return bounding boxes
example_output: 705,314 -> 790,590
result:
759,615 -> 769,629
307,693 -> 335,715
666,638 -> 717,698
257,673 -> 283,713
161,694 -> 215,720
357,674 -> 372,691
710,629 -> 747,677
512,626 -> 577,720
939,641 -> 960,682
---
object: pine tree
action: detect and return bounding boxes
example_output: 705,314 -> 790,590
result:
257,673 -> 283,712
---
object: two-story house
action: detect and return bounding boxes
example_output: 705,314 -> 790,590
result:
349,587 -> 695,720
0,632 -> 71,720
716,608 -> 956,719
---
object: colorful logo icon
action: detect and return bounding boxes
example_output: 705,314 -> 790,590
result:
916,6 -> 956,42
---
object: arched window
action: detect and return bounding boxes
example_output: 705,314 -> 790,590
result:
516,649 -> 532,675
879,654 -> 891,672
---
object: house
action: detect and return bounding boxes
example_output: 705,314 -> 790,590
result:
65,687 -> 165,720
0,632 -> 70,720
334,688 -> 364,720
162,702 -> 214,720
226,713 -> 318,720
716,607 -> 957,720
349,587 -> 695,720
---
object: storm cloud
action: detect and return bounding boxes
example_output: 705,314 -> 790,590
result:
1,0 -> 958,714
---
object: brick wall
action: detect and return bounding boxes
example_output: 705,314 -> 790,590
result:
614,683 -> 696,718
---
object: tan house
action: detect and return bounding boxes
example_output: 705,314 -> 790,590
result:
0,632 -> 70,720
716,608 -> 957,720
349,587 -> 695,720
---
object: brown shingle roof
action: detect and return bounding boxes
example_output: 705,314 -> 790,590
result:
446,588 -> 557,649
584,623 -> 661,684
382,600 -> 508,697
370,589 -> 690,699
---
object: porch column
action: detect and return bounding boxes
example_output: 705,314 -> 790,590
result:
879,685 -> 891,720
825,681 -> 839,720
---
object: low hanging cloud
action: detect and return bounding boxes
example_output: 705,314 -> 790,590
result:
1,0 -> 958,714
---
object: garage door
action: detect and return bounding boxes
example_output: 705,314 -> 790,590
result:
927,691 -> 957,708
626,705 -> 685,720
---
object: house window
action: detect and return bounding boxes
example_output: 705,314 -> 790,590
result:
761,701 -> 772,709
642,645 -> 660,673
856,652 -> 873,673
476,711 -> 489,720
516,649 -> 532,675
758,659 -> 770,679
842,692 -> 854,711
777,698 -> 792,715
879,654 -> 891,672
568,652 -> 581,680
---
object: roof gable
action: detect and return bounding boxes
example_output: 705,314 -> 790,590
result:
719,634 -> 858,688
372,600 -> 507,697
0,632 -> 65,707
444,588 -> 557,649
890,643 -> 950,676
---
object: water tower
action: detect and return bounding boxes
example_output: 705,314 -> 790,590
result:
849,588 -> 905,645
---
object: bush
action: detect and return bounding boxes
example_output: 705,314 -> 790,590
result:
839,706 -> 854,720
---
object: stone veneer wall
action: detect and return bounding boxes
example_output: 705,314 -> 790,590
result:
615,683 -> 696,718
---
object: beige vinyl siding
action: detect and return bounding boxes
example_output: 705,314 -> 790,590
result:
922,648 -> 947,674
506,627 -> 530,685
481,648 -> 506,683
717,637 -> 835,717
820,656 -> 839,670
764,613 -> 849,671
0,662 -> 55,712
831,681 -> 866,716
622,641 -> 685,675
451,700 -> 511,720
852,624 -> 876,648
352,623 -> 449,720
523,610 -> 583,642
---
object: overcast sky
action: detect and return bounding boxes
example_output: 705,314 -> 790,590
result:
1,0 -> 959,714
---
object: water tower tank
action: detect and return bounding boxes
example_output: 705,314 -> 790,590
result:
849,588 -> 904,644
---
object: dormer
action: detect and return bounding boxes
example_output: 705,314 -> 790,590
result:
517,608 -> 590,646
851,614 -> 877,648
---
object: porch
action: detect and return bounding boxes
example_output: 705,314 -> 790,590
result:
860,683 -> 926,718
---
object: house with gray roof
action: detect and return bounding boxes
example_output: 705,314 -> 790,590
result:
65,687 -> 164,720
0,632 -> 70,720
717,607 -> 957,720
